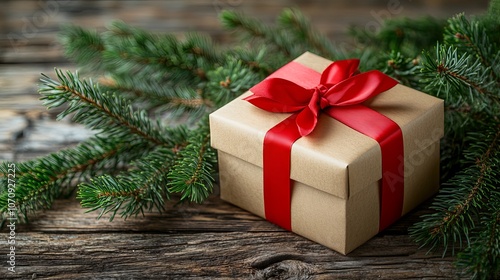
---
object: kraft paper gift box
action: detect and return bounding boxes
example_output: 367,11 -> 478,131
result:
209,52 -> 444,255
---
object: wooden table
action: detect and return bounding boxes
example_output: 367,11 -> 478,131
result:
1,1 -> 488,278
6,195 -> 457,279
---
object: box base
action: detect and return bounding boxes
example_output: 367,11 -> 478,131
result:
218,141 -> 440,255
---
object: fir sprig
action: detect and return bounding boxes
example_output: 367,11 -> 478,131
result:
59,24 -> 106,72
408,9 -> 500,278
378,50 -> 422,88
411,128 -> 500,254
410,127 -> 500,280
420,44 -> 497,111
456,196 -> 500,280
102,27 -> 211,83
182,32 -> 224,65
445,13 -> 500,83
78,146 -> 177,221
167,120 -> 217,203
40,70 -> 171,146
99,74 -> 211,121
0,135 -> 147,225
227,48 -> 275,76
205,58 -> 262,107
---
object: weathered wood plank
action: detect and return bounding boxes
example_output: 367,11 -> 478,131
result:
3,197 -> 460,280
19,196 -> 427,235
4,232 -> 459,279
21,197 -> 272,233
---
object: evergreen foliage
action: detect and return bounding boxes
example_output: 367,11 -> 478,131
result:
1,2 -> 499,278
0,135 -> 148,225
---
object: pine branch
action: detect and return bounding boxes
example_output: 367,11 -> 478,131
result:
410,126 -> 500,255
102,22 -> 214,83
77,123 -> 192,220
205,58 -> 262,108
39,69 -> 173,146
182,32 -> 224,64
420,44 -> 498,111
409,9 -> 500,276
444,14 -> 500,84
439,108 -> 487,181
228,48 -> 276,76
59,20 -> 221,86
378,51 -> 422,89
0,135 -> 147,225
456,197 -> 500,280
58,24 -> 106,72
77,146 -> 179,221
105,20 -> 146,39
99,74 -> 213,121
77,119 -> 216,219
167,119 -> 216,203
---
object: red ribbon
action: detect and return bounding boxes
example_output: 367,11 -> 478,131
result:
245,59 -> 404,232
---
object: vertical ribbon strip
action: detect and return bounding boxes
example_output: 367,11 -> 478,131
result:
246,59 -> 404,232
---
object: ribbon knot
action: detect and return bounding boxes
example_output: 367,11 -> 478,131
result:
315,84 -> 329,96
245,59 -> 398,137
314,84 -> 330,109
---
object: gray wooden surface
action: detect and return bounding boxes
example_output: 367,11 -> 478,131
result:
0,1 -> 490,279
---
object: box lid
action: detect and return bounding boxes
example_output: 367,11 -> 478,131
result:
210,52 -> 444,200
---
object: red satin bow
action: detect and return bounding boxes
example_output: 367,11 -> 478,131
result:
245,58 -> 403,232
245,59 -> 398,136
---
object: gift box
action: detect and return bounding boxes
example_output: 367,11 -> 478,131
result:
209,52 -> 444,254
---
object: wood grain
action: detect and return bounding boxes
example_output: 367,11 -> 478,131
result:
4,197 -> 460,279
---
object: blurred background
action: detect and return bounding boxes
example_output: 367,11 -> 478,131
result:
0,0 -> 490,161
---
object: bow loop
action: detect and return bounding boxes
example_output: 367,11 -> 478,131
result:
320,59 -> 360,86
323,70 -> 398,106
245,77 -> 313,113
246,59 -> 398,136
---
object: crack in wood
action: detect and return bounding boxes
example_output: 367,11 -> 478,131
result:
251,259 -> 317,280
251,253 -> 309,269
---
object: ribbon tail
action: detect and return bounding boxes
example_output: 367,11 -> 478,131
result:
263,114 -> 302,231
